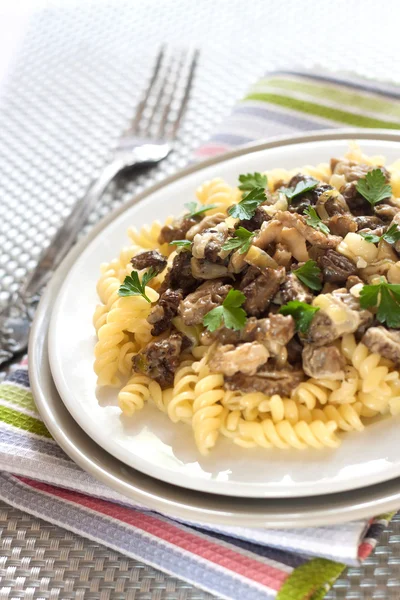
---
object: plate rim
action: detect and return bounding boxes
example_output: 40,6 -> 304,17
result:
37,128 -> 400,505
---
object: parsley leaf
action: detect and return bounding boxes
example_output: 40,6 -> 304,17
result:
282,177 -> 319,202
222,227 -> 254,254
184,201 -> 218,219
382,223 -> 400,245
169,239 -> 192,249
303,206 -> 330,235
358,224 -> 400,245
279,300 -> 320,334
227,187 -> 266,220
359,231 -> 381,244
293,260 -> 322,291
356,169 -> 392,206
118,268 -> 157,303
238,172 -> 268,192
203,289 -> 247,332
359,280 -> 400,328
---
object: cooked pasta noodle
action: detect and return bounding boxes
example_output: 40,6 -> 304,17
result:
311,403 -> 364,432
219,408 -> 241,439
234,419 -> 340,450
149,381 -> 173,413
128,220 -> 173,255
93,146 -> 400,454
94,321 -> 126,387
168,360 -> 198,423
292,380 -> 330,409
117,338 -> 137,376
192,366 -> 224,455
341,334 -> 392,395
196,178 -> 241,213
118,374 -> 152,415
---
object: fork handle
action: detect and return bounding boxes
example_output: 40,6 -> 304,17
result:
21,159 -> 124,300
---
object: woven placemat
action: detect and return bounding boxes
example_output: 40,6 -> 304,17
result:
1,502 -> 400,599
1,1 -> 400,598
0,502 -> 215,600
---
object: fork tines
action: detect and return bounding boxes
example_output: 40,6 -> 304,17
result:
129,47 -> 199,141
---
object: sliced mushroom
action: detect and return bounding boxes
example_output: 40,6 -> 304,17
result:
191,257 -> 229,279
178,280 -> 231,325
302,344 -> 346,380
362,327 -> 400,365
209,342 -> 270,376
275,211 -> 341,248
186,213 -> 226,240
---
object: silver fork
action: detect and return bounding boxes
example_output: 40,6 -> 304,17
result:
0,47 -> 199,366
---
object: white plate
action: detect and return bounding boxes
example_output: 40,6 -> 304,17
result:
48,130 -> 400,498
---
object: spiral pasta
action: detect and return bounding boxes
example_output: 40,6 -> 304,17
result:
94,292 -> 158,386
195,178 -> 241,214
192,366 -> 225,455
117,338 -> 137,376
149,381 -> 173,414
128,220 -> 173,255
311,403 -> 364,432
94,322 -> 126,387
261,395 -> 312,425
234,419 -> 340,450
168,360 -> 198,423
118,374 -> 152,416
219,407 -> 241,439
93,268 -> 122,332
292,380 -> 330,409
341,334 -> 393,395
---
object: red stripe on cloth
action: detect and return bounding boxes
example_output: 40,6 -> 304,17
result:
194,144 -> 231,157
17,477 -> 288,590
358,541 -> 374,560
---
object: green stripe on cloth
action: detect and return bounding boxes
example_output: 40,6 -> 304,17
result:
0,404 -> 51,438
244,92 -> 400,129
0,383 -> 39,414
254,77 -> 400,119
277,558 -> 345,600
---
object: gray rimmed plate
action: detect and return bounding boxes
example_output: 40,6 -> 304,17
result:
30,129 -> 400,526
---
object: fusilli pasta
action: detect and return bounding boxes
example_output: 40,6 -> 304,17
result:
118,374 -> 152,415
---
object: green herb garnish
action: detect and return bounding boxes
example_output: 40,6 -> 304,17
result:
293,260 -> 322,291
359,231 -> 381,244
203,289 -> 247,332
303,206 -> 330,235
279,300 -> 320,334
356,169 -> 392,206
118,268 -> 157,303
169,239 -> 192,249
227,187 -> 266,220
184,201 -> 218,219
359,224 -> 400,245
359,279 -> 400,328
382,223 -> 400,245
238,172 -> 268,192
282,177 -> 319,202
222,227 -> 254,255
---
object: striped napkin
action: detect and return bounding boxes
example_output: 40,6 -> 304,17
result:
1,70 -> 400,600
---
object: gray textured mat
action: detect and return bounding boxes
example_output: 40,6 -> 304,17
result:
1,0 -> 400,597
0,502 -> 215,599
1,502 -> 400,599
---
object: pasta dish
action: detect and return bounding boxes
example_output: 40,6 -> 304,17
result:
93,144 -> 400,455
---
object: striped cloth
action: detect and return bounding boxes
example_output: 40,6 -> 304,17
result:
2,71 -> 400,600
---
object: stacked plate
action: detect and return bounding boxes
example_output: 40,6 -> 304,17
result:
30,130 -> 400,528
